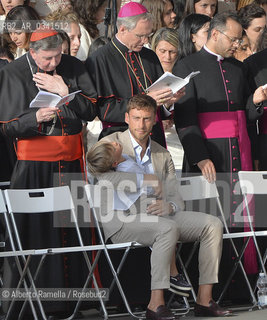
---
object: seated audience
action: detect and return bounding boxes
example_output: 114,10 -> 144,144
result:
238,3 -> 266,53
178,13 -> 211,60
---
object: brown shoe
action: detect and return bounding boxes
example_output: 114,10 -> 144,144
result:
194,300 -> 233,317
146,305 -> 179,320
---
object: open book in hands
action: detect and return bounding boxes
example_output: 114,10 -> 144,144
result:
147,71 -> 200,94
29,90 -> 81,108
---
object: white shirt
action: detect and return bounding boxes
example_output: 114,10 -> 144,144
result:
204,45 -> 224,62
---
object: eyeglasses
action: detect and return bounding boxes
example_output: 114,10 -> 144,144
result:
218,30 -> 243,45
133,32 -> 154,41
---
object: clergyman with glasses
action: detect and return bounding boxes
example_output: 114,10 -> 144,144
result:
173,11 -> 267,304
85,1 -> 185,148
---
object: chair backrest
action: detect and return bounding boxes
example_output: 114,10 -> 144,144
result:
4,186 -> 75,214
178,176 -> 219,201
0,190 -> 7,213
238,171 -> 267,195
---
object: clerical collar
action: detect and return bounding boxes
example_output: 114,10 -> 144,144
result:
27,51 -> 55,75
204,45 -> 224,61
115,35 -> 133,53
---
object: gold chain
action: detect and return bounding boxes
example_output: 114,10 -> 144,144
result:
112,39 -> 148,93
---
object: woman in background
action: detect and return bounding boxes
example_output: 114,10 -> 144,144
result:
184,0 -> 217,18
59,30 -> 71,55
151,27 -> 184,169
46,9 -> 81,57
141,0 -> 177,37
5,4 -> 40,58
70,0 -> 108,61
238,4 -> 266,53
178,13 -> 211,60
234,31 -> 253,61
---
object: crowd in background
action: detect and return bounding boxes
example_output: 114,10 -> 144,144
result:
1,0 -> 266,172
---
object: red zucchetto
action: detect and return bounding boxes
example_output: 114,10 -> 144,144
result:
30,26 -> 58,42
118,1 -> 148,18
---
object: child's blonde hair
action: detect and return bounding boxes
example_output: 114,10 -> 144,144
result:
86,142 -> 116,174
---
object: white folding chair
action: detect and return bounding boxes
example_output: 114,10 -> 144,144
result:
85,183 -> 149,319
1,186 -> 106,320
175,175 -> 257,310
238,171 -> 267,276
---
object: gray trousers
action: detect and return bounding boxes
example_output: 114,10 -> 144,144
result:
111,211 -> 223,290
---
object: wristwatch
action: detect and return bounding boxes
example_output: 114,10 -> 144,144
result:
169,202 -> 177,216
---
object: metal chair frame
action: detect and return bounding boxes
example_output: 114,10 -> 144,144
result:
174,175 -> 258,310
1,186 -> 107,320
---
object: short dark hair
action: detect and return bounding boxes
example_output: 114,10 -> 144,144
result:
207,11 -> 241,39
238,4 -> 266,29
127,94 -> 157,114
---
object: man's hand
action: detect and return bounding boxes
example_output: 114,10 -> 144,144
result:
147,88 -> 173,106
253,85 -> 267,105
33,71 -> 69,97
197,159 -> 216,183
147,199 -> 173,216
162,119 -> 174,130
143,174 -> 162,197
36,107 -> 58,124
169,87 -> 186,104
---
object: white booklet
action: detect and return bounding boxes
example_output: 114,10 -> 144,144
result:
147,71 -> 200,94
29,90 -> 81,108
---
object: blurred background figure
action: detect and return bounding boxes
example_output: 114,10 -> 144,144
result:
151,27 -> 183,169
254,0 -> 267,13
0,0 -> 30,34
46,9 -> 81,57
236,0 -> 253,11
238,3 -> 266,53
86,36 -> 111,153
178,13 -> 211,60
256,25 -> 267,51
234,31 -> 253,61
5,4 -> 40,58
58,30 -> 71,55
184,0 -> 218,18
140,0 -> 177,44
29,0 -> 71,18
70,0 -> 109,61
0,34 -> 15,184
172,0 -> 187,28
0,36 -> 14,61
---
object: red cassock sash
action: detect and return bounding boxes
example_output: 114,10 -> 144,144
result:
17,134 -> 83,162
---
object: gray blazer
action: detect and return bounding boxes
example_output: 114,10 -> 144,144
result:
95,129 -> 185,240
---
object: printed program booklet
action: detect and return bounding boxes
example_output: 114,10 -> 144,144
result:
29,90 -> 81,108
147,71 -> 200,93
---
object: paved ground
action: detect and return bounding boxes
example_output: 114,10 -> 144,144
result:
81,306 -> 267,319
